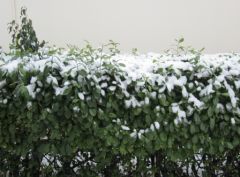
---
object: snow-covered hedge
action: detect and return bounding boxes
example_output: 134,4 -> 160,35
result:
1,47 -> 240,176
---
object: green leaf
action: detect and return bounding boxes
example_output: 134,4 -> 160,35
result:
89,109 -> 97,116
38,144 -> 50,153
194,113 -> 201,124
159,95 -> 169,106
210,118 -> 215,130
208,106 -> 214,117
200,123 -> 207,133
19,85 -> 30,99
226,142 -> 233,149
192,135 -> 198,144
190,124 -> 196,134
160,132 -> 167,142
119,145 -> 127,155
109,112 -> 117,118
179,38 -> 184,43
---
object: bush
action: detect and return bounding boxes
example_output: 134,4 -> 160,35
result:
8,7 -> 45,56
1,7 -> 240,177
0,42 -> 240,176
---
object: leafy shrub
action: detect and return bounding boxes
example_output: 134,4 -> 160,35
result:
1,7 -> 240,177
0,41 -> 240,176
8,7 -> 45,56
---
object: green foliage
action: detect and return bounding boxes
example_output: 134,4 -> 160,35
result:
8,7 -> 45,56
165,37 -> 205,56
1,10 -> 240,177
132,48 -> 138,56
0,41 -> 240,177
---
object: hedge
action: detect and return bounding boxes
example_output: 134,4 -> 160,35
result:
0,45 -> 240,176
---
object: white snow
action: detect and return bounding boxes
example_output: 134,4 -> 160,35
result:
188,94 -> 204,108
125,96 -> 141,108
78,93 -> 85,100
30,77 -> 38,84
73,106 -> 80,112
47,75 -> 58,85
234,80 -> 240,89
26,84 -> 36,98
55,86 -> 67,95
109,86 -> 116,91
121,125 -> 130,131
200,84 -> 214,96
154,122 -> 160,129
1,58 -> 21,72
0,80 -> 6,89
3,99 -> 8,104
172,103 -> 186,125
130,130 -> 137,138
1,50 -> 240,129
144,97 -> 150,105
27,101 -> 32,109
231,118 -> 236,125
182,86 -> 188,97
101,82 -> 108,88
224,80 -> 237,107
101,89 -> 105,96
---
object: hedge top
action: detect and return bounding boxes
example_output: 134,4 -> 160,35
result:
0,47 -> 240,159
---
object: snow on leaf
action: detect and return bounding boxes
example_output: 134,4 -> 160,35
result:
109,86 -> 116,91
154,122 -> 160,129
0,80 -> 6,89
231,118 -> 236,125
26,84 -> 36,98
188,94 -> 204,108
121,125 -> 130,131
224,80 -> 237,108
78,93 -> 85,100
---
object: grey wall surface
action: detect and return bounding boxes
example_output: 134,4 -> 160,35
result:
1,0 -> 240,53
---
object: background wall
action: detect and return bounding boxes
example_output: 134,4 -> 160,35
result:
1,0 -> 240,53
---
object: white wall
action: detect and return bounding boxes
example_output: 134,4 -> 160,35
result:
1,0 -> 240,53
0,0 -> 13,50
